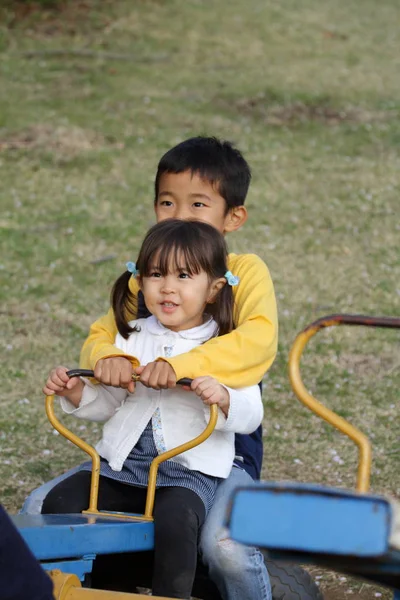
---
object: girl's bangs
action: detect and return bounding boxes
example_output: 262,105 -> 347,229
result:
141,238 -> 206,276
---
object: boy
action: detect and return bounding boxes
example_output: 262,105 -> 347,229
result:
80,136 -> 278,600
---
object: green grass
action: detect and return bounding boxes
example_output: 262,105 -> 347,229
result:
0,1 -> 399,597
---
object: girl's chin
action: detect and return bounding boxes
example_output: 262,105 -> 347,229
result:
155,311 -> 179,326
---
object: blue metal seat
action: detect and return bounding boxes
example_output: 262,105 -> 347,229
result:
226,482 -> 400,592
12,513 -> 154,581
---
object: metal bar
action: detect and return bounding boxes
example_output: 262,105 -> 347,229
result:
45,395 -> 100,513
302,314 -> 400,332
67,589 -> 172,599
144,404 -> 218,518
288,314 -> 400,493
46,371 -> 218,520
50,568 -> 172,598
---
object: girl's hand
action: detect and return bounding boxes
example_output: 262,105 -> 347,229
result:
191,376 -> 230,417
43,366 -> 84,408
135,361 -> 177,390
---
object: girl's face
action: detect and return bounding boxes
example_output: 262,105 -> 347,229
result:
139,255 -> 225,332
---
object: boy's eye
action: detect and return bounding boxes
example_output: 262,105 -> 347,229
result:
159,200 -> 173,207
193,202 -> 206,208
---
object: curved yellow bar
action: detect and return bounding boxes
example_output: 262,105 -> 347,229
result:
45,395 -> 218,520
45,395 -> 101,513
288,317 -> 372,493
145,404 -> 218,518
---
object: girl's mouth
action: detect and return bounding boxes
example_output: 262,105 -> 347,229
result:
160,301 -> 179,313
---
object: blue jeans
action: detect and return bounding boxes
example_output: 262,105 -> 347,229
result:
199,466 -> 271,600
21,465 -> 271,600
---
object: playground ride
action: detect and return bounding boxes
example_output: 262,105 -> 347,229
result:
12,373 -> 215,598
12,370 -> 321,600
226,315 -> 400,600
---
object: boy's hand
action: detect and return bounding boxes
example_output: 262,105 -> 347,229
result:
94,357 -> 135,393
43,366 -> 84,407
135,361 -> 176,390
191,376 -> 230,416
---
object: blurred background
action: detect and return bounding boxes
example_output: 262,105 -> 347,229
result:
0,1 -> 399,597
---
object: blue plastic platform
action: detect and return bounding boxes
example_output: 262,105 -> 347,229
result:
227,482 -> 394,556
226,482 -> 400,592
11,513 -> 154,560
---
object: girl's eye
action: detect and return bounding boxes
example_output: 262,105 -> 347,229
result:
150,272 -> 162,278
179,272 -> 191,279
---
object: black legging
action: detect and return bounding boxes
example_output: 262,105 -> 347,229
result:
41,471 -> 205,599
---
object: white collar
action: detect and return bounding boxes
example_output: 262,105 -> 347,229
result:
145,314 -> 217,341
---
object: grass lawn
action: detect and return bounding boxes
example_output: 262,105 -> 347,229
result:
0,1 -> 399,597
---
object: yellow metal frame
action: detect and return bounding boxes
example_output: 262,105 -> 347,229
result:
50,569 -> 173,598
289,314 -> 400,493
46,386 -> 217,521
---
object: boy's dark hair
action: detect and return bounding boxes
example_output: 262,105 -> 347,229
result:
154,136 -> 251,212
112,219 -> 234,339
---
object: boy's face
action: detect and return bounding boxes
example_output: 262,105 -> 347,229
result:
155,171 -> 247,234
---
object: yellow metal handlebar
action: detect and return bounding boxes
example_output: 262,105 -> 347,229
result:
288,314 -> 400,493
45,374 -> 218,521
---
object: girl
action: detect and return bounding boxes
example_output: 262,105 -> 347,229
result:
42,219 -> 263,599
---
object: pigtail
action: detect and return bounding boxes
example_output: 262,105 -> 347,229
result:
207,283 -> 234,337
111,271 -> 138,339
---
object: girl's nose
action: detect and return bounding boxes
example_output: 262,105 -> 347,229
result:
161,276 -> 175,292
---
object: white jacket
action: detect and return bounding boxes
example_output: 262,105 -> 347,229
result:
61,316 -> 263,479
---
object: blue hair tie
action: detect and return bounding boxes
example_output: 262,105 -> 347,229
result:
225,270 -> 240,286
126,261 -> 139,276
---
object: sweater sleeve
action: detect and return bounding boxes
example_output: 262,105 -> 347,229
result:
80,277 -> 141,370
60,379 -> 128,422
204,384 -> 264,434
164,254 -> 278,387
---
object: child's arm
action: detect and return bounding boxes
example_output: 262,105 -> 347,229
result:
80,308 -> 138,369
43,366 -> 84,408
79,277 -> 141,391
60,379 -> 127,422
191,376 -> 263,434
43,366 -> 127,421
162,254 -> 278,387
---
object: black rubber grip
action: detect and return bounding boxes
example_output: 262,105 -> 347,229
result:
66,369 -> 192,386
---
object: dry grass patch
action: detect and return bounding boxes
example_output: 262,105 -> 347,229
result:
337,352 -> 399,378
0,123 -> 122,156
234,95 -> 398,127
2,0 -> 115,35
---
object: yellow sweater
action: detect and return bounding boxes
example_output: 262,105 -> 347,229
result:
80,253 -> 278,387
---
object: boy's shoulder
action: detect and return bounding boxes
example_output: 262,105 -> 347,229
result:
227,252 -> 271,275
